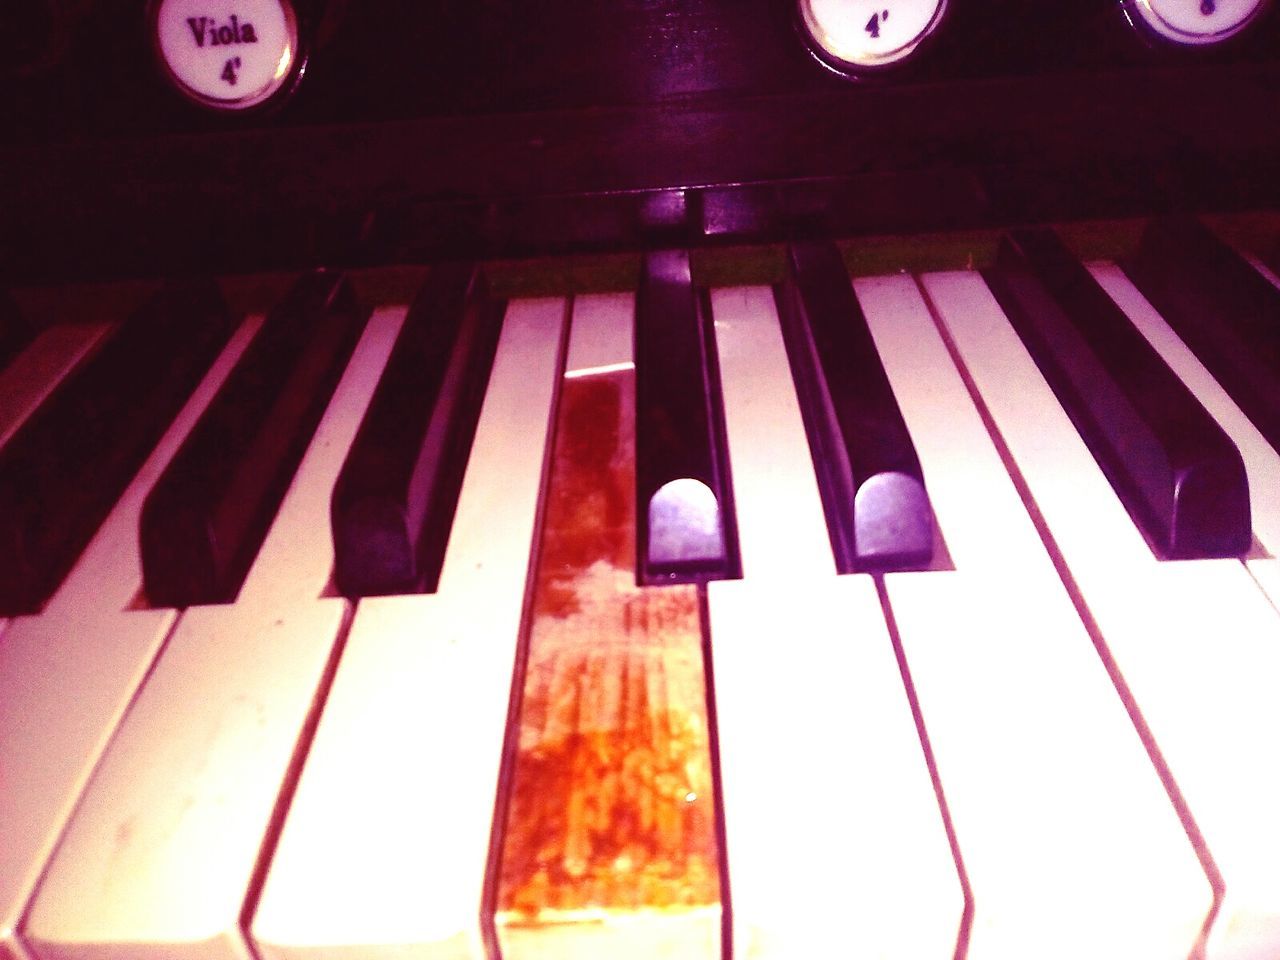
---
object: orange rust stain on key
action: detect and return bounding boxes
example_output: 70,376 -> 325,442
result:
492,369 -> 722,960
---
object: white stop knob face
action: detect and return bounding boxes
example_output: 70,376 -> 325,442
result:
1130,0 -> 1270,44
152,0 -> 300,109
798,0 -> 949,71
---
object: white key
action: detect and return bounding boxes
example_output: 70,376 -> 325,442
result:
23,306 -> 405,960
1238,255 -> 1280,612
0,313 -> 262,960
923,268 -> 1280,959
249,296 -> 569,960
1086,261 -> 1280,611
1249,556 -> 1280,616
706,285 -> 963,960
868,272 -> 1212,959
563,290 -> 632,379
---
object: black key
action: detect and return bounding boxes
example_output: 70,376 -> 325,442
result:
986,227 -> 1250,559
635,249 -> 736,583
331,264 -> 505,597
0,288 -> 35,372
141,271 -> 366,607
775,240 -> 933,572
0,280 -> 234,615
1123,216 -> 1280,460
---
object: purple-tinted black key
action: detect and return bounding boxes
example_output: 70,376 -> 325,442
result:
0,280 -> 234,614
987,227 -> 1250,559
635,249 -> 737,584
331,263 -> 505,597
1124,216 -> 1280,466
775,240 -> 933,573
140,270 -> 366,607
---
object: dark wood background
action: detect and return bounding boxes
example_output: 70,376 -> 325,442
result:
3,0 -> 1279,282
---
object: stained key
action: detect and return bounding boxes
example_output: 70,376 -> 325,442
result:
488,366 -> 723,960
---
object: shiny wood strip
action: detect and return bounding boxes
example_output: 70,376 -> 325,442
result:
490,367 -> 722,960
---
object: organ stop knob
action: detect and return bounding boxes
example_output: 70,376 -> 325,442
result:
1127,0 -> 1271,45
150,0 -> 302,109
797,0 -> 948,73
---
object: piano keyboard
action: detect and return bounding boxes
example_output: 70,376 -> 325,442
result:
3,222 -> 1280,960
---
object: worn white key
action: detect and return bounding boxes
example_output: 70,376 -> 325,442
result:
249,296 -> 568,960
868,272 -> 1212,959
706,285 -> 963,960
0,313 -> 261,960
1087,260 -> 1280,612
23,306 -> 405,960
923,268 -> 1280,960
